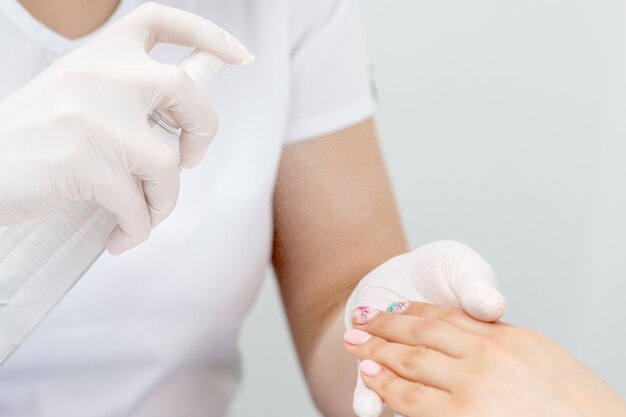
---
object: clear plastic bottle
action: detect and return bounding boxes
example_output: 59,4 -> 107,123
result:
0,50 -> 223,365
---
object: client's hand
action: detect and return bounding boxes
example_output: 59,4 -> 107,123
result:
344,302 -> 626,417
346,241 -> 506,417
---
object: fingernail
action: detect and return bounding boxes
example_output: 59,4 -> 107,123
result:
344,329 -> 372,346
352,306 -> 380,325
222,30 -> 254,64
386,301 -> 410,314
239,54 -> 255,65
359,360 -> 382,377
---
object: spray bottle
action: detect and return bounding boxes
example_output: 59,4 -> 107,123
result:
0,50 -> 223,365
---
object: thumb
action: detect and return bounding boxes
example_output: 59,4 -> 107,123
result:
451,243 -> 506,322
458,282 -> 506,322
353,371 -> 385,417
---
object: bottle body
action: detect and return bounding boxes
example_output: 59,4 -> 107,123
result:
0,201 -> 115,363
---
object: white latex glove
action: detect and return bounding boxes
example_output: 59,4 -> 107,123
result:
0,3 -> 253,254
345,240 -> 506,417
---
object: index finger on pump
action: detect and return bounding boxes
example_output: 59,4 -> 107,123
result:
117,2 -> 254,65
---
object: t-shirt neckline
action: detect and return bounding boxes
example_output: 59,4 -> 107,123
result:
0,0 -> 130,56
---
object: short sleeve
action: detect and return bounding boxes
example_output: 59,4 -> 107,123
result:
285,0 -> 375,143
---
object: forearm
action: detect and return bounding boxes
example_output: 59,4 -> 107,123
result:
271,120 -> 406,415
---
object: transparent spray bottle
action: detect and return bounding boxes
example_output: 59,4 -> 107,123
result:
0,50 -> 223,364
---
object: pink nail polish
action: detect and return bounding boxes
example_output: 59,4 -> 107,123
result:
386,301 -> 410,314
359,360 -> 382,377
352,306 -> 380,325
344,329 -> 372,345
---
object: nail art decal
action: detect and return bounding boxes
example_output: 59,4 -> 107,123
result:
352,306 -> 380,325
386,301 -> 410,314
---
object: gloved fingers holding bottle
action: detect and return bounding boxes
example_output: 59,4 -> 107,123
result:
0,3 -> 253,254
139,63 -> 221,168
97,123 -> 183,255
345,241 -> 506,417
95,2 -> 251,168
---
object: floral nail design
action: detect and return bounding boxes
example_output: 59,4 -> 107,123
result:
386,301 -> 410,314
352,306 -> 380,325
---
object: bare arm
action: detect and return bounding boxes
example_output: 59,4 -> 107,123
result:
272,118 -> 406,415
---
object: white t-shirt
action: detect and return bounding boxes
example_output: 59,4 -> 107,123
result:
0,0 -> 374,415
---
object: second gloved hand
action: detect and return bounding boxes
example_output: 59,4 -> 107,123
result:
0,3 -> 253,254
345,240 -> 506,417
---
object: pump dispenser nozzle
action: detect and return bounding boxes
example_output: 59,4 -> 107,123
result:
180,51 -> 224,88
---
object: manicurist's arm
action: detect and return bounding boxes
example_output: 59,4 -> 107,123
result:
272,118 -> 406,416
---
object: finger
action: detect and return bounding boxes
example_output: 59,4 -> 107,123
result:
359,360 -> 451,417
345,330 -> 459,390
457,281 -> 506,322
395,301 -> 496,337
120,65 -> 219,168
78,117 -> 152,255
100,177 -> 151,255
126,130 -> 181,227
150,64 -> 219,168
353,370 -> 385,417
121,2 -> 254,64
348,294 -> 386,417
442,240 -> 506,322
352,308 -> 478,358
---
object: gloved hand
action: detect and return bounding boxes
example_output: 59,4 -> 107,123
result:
345,240 -> 506,417
0,3 -> 253,254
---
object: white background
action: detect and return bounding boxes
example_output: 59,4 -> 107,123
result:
231,1 -> 626,415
